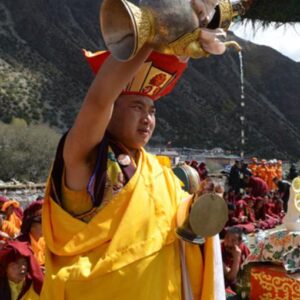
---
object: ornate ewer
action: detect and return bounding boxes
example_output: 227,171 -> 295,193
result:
100,0 -> 248,60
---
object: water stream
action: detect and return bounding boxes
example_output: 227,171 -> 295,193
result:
238,51 -> 245,159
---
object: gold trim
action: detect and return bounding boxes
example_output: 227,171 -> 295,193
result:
218,0 -> 234,30
125,2 -> 154,57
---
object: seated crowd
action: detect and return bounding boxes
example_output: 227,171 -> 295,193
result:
221,157 -> 293,296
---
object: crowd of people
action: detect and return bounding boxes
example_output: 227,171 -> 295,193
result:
185,160 -> 209,181
224,158 -> 293,233
216,158 -> 299,296
0,196 -> 44,299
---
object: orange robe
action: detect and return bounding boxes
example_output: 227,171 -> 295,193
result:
248,164 -> 257,177
1,212 -> 22,238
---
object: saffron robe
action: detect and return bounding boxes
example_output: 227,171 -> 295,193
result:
41,147 -> 224,300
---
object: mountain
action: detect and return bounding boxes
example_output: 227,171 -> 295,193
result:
0,0 -> 300,160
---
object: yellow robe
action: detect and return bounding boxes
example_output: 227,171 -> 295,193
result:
41,148 -> 222,300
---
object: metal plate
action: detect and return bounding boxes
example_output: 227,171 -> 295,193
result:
189,193 -> 228,237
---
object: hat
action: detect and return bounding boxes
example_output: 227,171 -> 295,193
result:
0,196 -> 7,204
0,241 -> 43,295
1,200 -> 20,212
83,49 -> 187,101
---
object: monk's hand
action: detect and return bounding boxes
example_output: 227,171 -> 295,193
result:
191,0 -> 219,26
232,244 -> 242,259
195,177 -> 224,199
199,28 -> 227,55
191,0 -> 229,55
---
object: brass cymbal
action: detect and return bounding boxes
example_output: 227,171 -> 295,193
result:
189,193 -> 228,237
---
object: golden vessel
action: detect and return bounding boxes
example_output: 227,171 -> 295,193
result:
100,0 -> 246,61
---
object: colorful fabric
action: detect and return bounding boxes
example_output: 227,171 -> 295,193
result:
250,265 -> 300,300
242,229 -> 300,273
42,143 -> 225,299
83,49 -> 187,101
283,246 -> 300,274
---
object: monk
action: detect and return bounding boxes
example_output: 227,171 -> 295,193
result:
1,200 -> 23,238
256,159 -> 268,183
0,240 -> 44,300
221,226 -> 250,292
41,1 -> 230,299
233,197 -> 256,233
18,200 -> 45,266
243,174 -> 269,198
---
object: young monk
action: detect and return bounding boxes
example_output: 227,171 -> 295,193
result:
221,226 -> 250,292
233,197 -> 256,234
0,240 -> 43,300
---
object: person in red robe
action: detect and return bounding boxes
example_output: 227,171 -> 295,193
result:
17,200 -> 45,266
243,175 -> 269,198
233,198 -> 256,233
254,196 -> 278,229
263,195 -> 281,227
272,195 -> 285,222
197,162 -> 208,181
221,226 -> 250,292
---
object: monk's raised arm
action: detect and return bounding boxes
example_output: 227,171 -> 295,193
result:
63,46 -> 152,190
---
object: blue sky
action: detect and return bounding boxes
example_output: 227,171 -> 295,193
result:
230,22 -> 300,62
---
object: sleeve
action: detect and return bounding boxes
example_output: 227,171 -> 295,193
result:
49,132 -> 108,219
60,168 -> 93,217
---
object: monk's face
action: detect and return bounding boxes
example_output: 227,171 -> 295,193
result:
224,233 -> 241,252
6,257 -> 28,283
107,95 -> 156,150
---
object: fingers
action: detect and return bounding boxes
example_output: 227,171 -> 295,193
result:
199,28 -> 227,55
191,0 -> 207,22
191,0 -> 218,24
